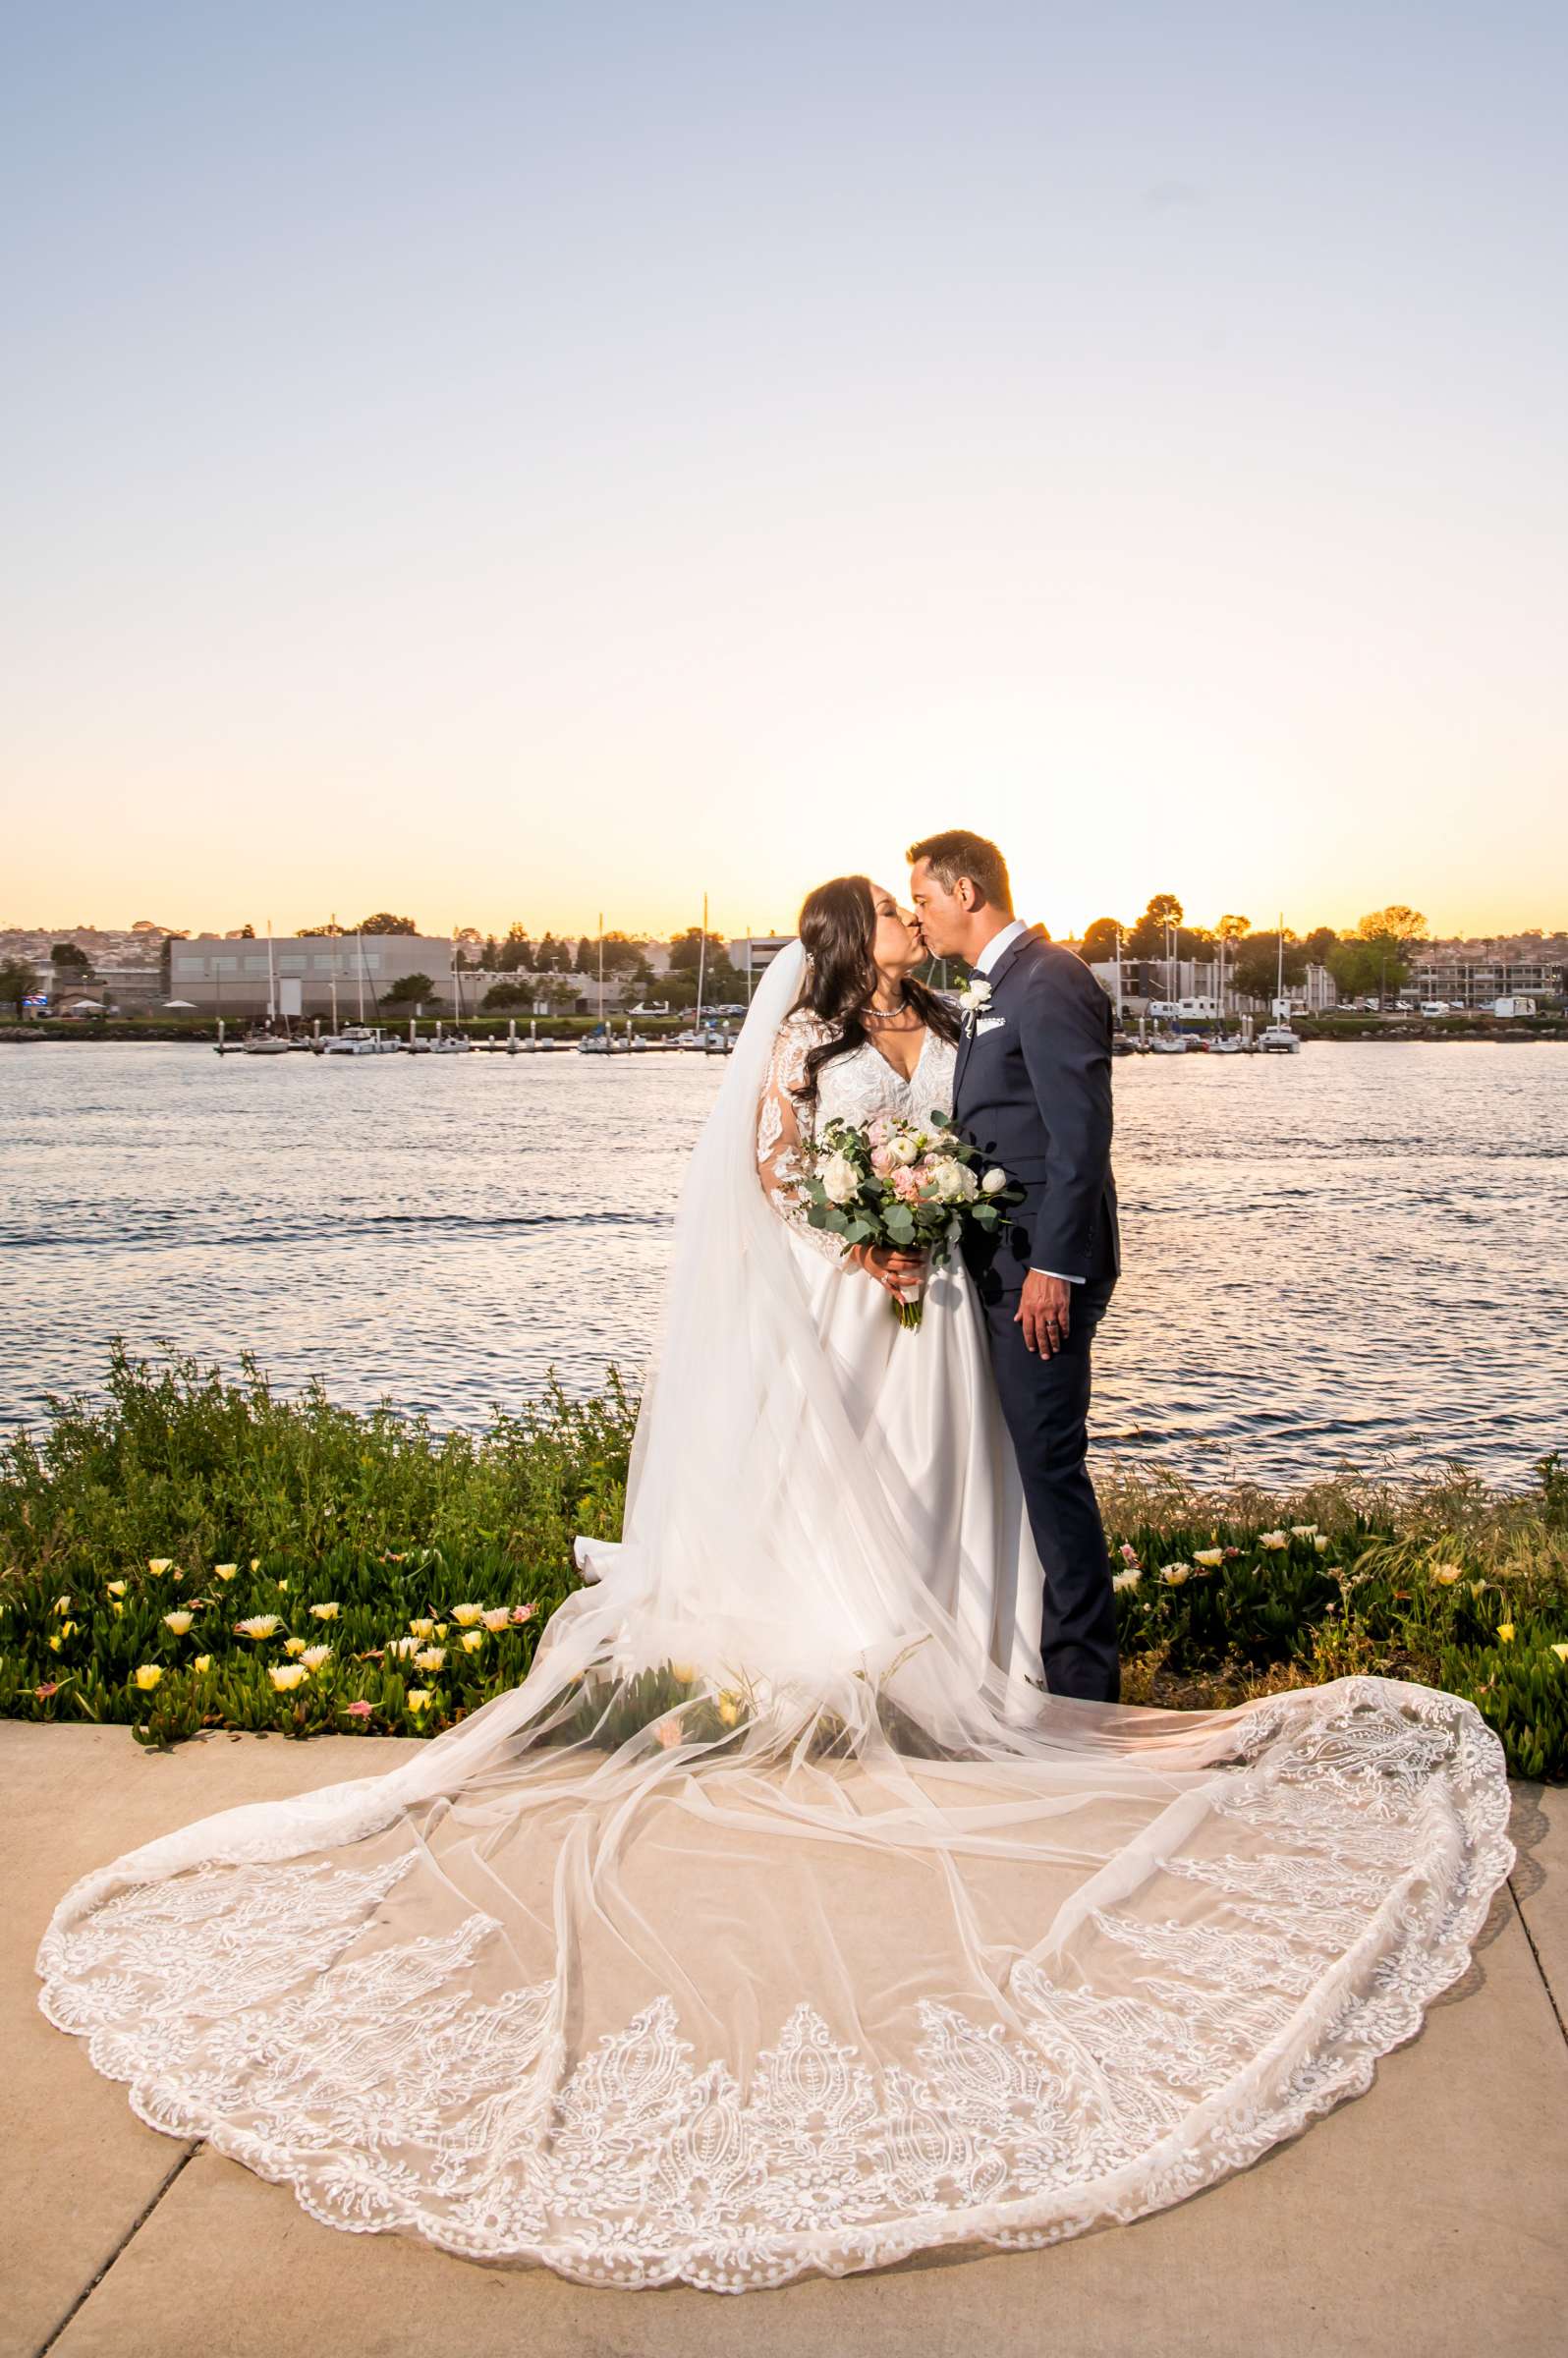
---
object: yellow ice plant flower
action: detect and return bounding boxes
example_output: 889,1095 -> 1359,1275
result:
1258,1531 -> 1288,1550
460,1631 -> 484,1653
450,1604 -> 484,1628
213,1564 -> 238,1582
106,1580 -> 127,1597
111,1602 -> 124,1619
309,1602 -> 340,1621
1289,1525 -> 1318,1539
134,1664 -> 163,1690
479,1608 -> 511,1632
670,1661 -> 698,1682
1160,1562 -> 1193,1585
57,1620 -> 78,1640
1430,1563 -> 1464,1585
47,1636 -> 63,1653
408,1618 -> 435,1639
1552,1644 -> 1568,1663
1496,1623 -> 1516,1644
193,1655 -> 211,1673
250,1558 -> 260,1571
283,1637 -> 308,1656
269,1664 -> 307,1692
236,1615 -> 282,1640
54,1595 -> 72,1614
434,1622 -> 449,1637
147,1559 -> 173,1575
407,1689 -> 432,1712
300,1645 -> 332,1670
1193,1549 -> 1225,1568
717,1697 -> 741,1727
414,1647 -> 447,1671
163,1611 -> 195,1636
1314,1535 -> 1331,1552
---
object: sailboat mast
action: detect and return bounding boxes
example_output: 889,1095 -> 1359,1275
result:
329,913 -> 339,1034
1277,911 -> 1285,1015
266,920 -> 277,1026
597,910 -> 604,1028
1113,926 -> 1124,1022
357,932 -> 366,1023
695,894 -> 707,1032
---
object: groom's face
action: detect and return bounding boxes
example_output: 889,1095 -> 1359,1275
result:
908,859 -> 971,959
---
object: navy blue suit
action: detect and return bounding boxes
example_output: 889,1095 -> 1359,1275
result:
953,926 -> 1121,1702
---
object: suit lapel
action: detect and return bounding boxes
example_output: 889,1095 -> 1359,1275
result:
953,925 -> 1043,1105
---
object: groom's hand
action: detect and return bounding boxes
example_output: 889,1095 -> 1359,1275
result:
1016,1270 -> 1071,1357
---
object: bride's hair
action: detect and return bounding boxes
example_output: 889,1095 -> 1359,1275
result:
790,874 -> 959,1099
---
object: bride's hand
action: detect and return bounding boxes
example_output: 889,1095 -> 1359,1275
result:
851,1244 -> 926,1298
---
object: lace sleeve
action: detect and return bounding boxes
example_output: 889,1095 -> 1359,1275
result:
756,1018 -> 848,1266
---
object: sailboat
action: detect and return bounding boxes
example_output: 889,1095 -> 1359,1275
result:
1259,914 -> 1302,1052
242,921 -> 293,1050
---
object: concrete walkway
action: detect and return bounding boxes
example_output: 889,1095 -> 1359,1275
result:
5,1722 -> 1565,2358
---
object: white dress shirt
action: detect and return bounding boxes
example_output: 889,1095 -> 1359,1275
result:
967,920 -> 1082,1285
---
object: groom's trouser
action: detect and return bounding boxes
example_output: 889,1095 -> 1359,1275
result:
980,1275 -> 1119,1704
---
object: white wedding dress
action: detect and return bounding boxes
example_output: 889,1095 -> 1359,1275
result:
748,1005 -> 1045,1693
36,944 -> 1514,2294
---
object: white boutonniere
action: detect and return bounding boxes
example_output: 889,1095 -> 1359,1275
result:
957,976 -> 992,1034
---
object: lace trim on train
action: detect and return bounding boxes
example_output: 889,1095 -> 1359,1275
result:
36,1680 -> 1513,2293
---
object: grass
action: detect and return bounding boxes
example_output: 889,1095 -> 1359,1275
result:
2,1346 -> 1565,1775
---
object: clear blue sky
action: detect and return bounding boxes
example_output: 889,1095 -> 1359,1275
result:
4,2 -> 1564,941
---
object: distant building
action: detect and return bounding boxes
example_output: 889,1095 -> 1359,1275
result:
169,934 -> 475,1019
1403,939 -> 1566,1008
728,935 -> 793,983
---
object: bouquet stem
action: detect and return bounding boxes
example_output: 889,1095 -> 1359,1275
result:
892,1291 -> 924,1331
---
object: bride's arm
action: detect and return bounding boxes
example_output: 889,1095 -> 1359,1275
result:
756,1020 -> 916,1294
756,1018 -> 848,1264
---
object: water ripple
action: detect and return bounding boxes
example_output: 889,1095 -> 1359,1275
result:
2,1040 -> 1564,1488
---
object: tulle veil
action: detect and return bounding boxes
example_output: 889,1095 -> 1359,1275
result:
34,931 -> 1515,2292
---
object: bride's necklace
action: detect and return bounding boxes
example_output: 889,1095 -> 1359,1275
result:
865,994 -> 921,1031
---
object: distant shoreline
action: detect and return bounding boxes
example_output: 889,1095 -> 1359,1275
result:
3,1019 -> 1566,1049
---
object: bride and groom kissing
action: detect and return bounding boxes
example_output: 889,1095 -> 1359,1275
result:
760,828 -> 1123,1704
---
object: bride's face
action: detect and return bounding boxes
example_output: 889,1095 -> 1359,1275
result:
870,885 -> 924,977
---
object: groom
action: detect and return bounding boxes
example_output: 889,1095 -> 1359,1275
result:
909,831 -> 1122,1703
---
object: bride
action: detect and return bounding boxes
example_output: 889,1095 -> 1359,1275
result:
37,877 -> 1512,2295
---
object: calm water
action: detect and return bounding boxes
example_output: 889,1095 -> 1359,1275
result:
3,1041 -> 1564,1488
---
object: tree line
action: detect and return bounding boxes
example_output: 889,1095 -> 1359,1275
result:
1077,897 -> 1428,1002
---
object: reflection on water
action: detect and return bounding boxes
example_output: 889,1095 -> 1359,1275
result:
3,1041 -> 1564,1488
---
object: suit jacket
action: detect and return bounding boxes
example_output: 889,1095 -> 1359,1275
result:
952,926 -> 1121,1293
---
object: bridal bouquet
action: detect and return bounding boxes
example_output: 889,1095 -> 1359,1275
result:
799,1111 -> 1020,1329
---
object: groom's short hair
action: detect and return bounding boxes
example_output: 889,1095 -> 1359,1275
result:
907,830 -> 1013,915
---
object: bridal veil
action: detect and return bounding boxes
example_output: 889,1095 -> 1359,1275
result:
37,940 -> 1513,2290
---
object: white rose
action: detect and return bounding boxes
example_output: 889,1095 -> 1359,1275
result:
888,1134 -> 920,1166
981,1167 -> 1007,1195
821,1151 -> 860,1207
932,1160 -> 977,1203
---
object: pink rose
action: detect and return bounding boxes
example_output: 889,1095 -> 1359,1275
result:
891,1167 -> 920,1202
869,1146 -> 893,1175
868,1117 -> 890,1148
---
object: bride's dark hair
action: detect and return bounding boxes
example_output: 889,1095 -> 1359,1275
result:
790,874 -> 959,1099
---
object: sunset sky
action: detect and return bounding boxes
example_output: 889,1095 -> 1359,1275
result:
4,3 -> 1564,943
